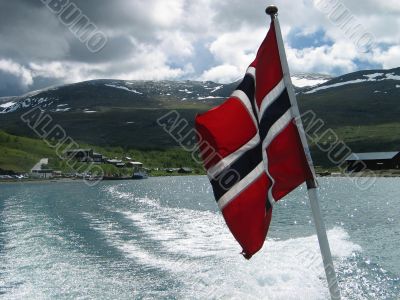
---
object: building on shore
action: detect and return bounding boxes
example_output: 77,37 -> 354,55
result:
106,159 -> 124,167
93,153 -> 103,163
65,149 -> 94,162
345,152 -> 400,172
128,162 -> 143,170
31,169 -> 54,179
30,158 -> 52,178
65,149 -> 104,163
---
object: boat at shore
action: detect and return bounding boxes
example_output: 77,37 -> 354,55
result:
132,171 -> 148,180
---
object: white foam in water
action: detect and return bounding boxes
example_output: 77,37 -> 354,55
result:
98,187 -> 365,299
134,212 -> 359,299
82,211 -> 196,274
0,196 -> 138,299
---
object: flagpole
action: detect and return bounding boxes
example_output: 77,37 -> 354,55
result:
266,5 -> 341,300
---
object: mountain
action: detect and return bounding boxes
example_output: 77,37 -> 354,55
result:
0,73 -> 332,115
0,68 -> 399,166
0,80 -> 234,114
0,79 -> 232,149
298,68 -> 400,127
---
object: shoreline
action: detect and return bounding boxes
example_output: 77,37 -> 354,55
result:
0,178 -> 83,185
1,173 -> 400,185
0,174 -> 199,184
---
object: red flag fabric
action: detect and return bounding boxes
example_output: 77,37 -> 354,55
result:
195,22 -> 313,259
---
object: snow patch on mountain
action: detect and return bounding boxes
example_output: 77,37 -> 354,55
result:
179,89 -> 193,94
364,73 -> 384,80
54,107 -> 71,112
291,77 -> 329,87
0,101 -> 16,108
0,96 -> 59,113
197,96 -> 224,100
210,85 -> 223,93
291,73 -> 332,88
105,84 -> 143,95
386,73 -> 400,80
305,79 -> 365,94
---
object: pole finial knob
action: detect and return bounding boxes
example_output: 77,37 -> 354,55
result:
265,5 -> 278,18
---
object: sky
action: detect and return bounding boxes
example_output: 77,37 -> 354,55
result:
0,0 -> 399,97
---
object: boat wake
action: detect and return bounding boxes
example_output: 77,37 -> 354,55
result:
1,182 -> 398,299
85,186 -> 399,299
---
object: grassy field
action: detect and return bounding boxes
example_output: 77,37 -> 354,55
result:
0,131 -> 58,172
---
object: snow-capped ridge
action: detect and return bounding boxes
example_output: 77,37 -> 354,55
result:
304,70 -> 400,94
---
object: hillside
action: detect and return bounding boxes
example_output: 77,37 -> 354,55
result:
298,68 -> 400,158
0,130 -> 204,175
0,68 -> 399,168
0,80 -> 229,149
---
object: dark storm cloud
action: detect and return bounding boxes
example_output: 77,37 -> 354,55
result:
0,0 -> 149,96
0,1 -> 70,62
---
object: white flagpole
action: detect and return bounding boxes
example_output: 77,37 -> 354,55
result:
266,5 -> 341,300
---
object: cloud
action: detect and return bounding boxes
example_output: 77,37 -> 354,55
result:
370,46 -> 400,69
198,26 -> 266,82
284,38 -> 365,75
0,0 -> 399,96
194,0 -> 400,80
0,59 -> 33,87
199,64 -> 241,83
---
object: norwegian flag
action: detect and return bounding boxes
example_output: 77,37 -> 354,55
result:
195,22 -> 314,259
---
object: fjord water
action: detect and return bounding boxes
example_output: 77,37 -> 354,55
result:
0,177 -> 399,299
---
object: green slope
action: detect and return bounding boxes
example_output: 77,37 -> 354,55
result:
0,130 -> 204,174
0,131 -> 57,172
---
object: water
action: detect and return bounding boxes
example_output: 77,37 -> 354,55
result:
0,177 -> 399,299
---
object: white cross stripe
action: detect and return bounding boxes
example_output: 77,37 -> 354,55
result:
231,90 -> 258,127
262,109 -> 293,149
207,133 -> 260,179
252,67 -> 260,120
218,162 -> 265,210
246,66 -> 256,78
258,79 -> 285,119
